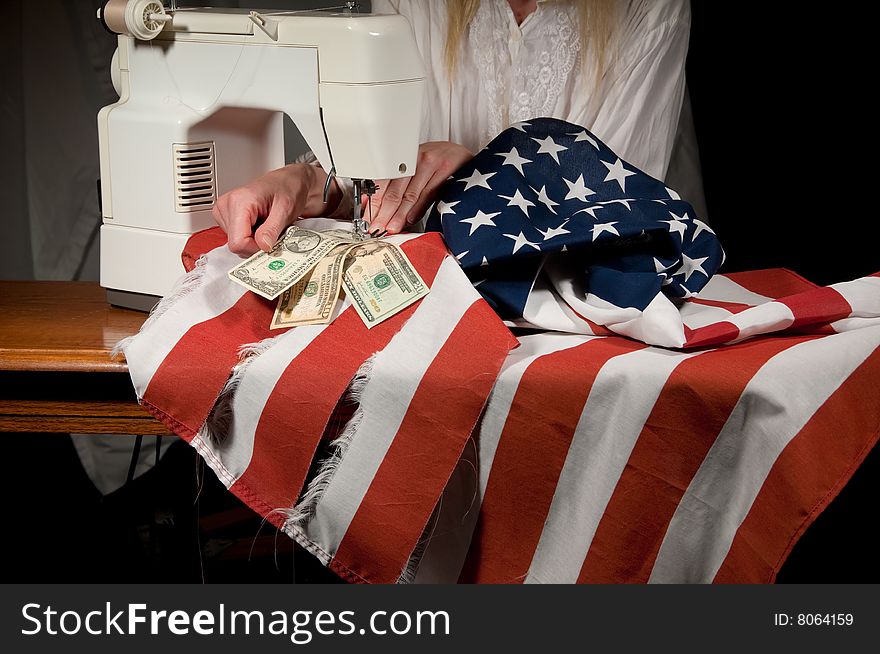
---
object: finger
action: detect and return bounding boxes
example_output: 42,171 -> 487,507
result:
225,198 -> 260,256
254,196 -> 296,251
368,176 -> 410,231
381,162 -> 437,233
212,201 -> 228,232
405,167 -> 452,227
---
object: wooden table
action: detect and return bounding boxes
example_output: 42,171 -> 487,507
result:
0,281 -> 170,435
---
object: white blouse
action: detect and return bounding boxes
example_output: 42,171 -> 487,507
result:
371,0 -> 691,181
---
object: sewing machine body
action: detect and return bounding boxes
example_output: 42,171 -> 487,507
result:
98,6 -> 424,306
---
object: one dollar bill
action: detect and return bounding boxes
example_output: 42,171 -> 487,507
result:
228,226 -> 356,300
270,242 -> 358,329
342,241 -> 429,328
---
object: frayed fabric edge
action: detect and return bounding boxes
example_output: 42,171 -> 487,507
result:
198,332 -> 290,444
282,356 -> 375,531
111,254 -> 211,360
280,354 -> 437,584
397,500 -> 442,584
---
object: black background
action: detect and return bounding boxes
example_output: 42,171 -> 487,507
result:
688,4 -> 876,285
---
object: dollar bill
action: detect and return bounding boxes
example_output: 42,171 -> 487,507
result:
342,241 -> 429,328
228,226 -> 356,300
270,242 -> 358,329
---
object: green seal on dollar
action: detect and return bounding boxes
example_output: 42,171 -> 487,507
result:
373,273 -> 392,289
268,260 -> 285,271
304,281 -> 319,297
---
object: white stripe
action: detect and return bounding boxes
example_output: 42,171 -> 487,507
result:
725,301 -> 795,343
525,347 -> 697,583
600,293 -> 686,348
649,326 -> 880,583
830,276 -> 880,318
680,302 -> 733,329
830,316 -> 880,333
126,247 -> 245,396
697,274 -> 773,306
305,256 -> 477,556
413,333 -> 594,583
522,274 -> 594,334
214,324 -> 328,485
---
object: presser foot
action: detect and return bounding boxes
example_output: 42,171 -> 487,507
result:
352,179 -> 380,240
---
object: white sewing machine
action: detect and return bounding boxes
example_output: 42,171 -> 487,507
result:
97,0 -> 425,310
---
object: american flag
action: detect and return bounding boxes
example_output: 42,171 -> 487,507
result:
119,226 -> 880,582
426,117 -> 726,344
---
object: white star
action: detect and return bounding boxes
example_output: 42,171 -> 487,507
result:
459,169 -> 496,191
503,231 -> 542,254
563,174 -> 595,202
668,211 -> 691,222
531,185 -> 559,214
598,198 -> 634,211
538,222 -> 571,241
532,135 -> 568,164
692,218 -> 715,241
481,256 -> 489,267
666,186 -> 681,200
601,158 -> 637,192
499,189 -> 535,217
455,250 -> 469,262
510,121 -> 531,132
653,257 -> 672,274
495,147 -> 532,176
460,210 -> 501,235
436,200 -> 459,217
573,205 -> 605,220
591,222 -> 620,241
569,130 -> 600,149
676,253 -> 710,282
662,216 -> 688,240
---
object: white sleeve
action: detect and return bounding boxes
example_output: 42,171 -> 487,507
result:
370,0 -> 401,13
587,2 -> 691,181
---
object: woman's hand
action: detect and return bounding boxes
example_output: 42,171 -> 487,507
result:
366,141 -> 473,234
212,163 -> 339,256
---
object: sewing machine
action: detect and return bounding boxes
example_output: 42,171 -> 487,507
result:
97,1 -> 425,310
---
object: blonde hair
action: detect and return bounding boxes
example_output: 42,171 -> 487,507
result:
444,0 -> 618,79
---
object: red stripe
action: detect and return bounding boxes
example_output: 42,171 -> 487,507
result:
686,297 -> 753,313
777,286 -> 853,329
232,235 -> 450,524
577,335 -> 819,584
331,301 -> 518,583
458,337 -> 646,583
724,269 -> 816,299
683,320 -> 741,348
714,345 -> 880,583
142,292 -> 275,438
565,304 -> 615,336
182,226 -> 228,272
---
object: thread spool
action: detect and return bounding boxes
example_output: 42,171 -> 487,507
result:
101,0 -> 169,41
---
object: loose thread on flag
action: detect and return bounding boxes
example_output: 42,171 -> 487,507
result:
396,435 -> 480,583
283,355 -> 376,529
397,494 -> 443,584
